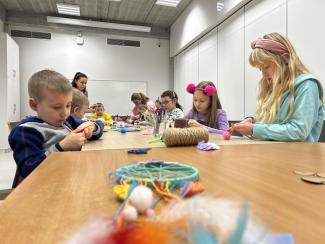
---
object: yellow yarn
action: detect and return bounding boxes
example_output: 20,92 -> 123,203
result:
114,183 -> 130,200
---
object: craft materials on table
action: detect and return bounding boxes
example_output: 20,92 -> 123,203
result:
109,160 -> 202,222
67,160 -> 295,243
293,170 -> 325,184
197,140 -> 220,151
67,195 -> 285,244
163,127 -> 209,146
127,148 -> 151,154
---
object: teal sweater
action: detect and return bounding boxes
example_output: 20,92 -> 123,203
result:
253,74 -> 324,142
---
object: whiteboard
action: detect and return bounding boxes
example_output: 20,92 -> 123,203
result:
87,80 -> 147,116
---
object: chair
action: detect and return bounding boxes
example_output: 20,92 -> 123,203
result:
319,120 -> 325,142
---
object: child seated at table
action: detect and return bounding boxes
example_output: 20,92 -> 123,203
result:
70,88 -> 90,120
137,104 -> 155,125
91,103 -> 113,126
8,69 -> 104,183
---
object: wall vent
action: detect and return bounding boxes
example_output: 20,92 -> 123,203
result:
11,30 -> 51,40
107,38 -> 140,47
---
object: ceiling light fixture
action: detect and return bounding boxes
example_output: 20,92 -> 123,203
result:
56,3 -> 80,16
47,16 -> 151,33
217,2 -> 225,12
156,0 -> 181,7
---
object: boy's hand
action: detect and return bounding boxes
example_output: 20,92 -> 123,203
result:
188,119 -> 201,127
74,121 -> 95,139
59,132 -> 86,151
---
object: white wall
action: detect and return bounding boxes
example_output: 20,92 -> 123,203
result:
0,34 -> 20,149
218,8 -> 245,120
170,0 -> 248,57
173,0 -> 325,120
244,0 -> 287,116
12,28 -> 170,118
287,0 -> 325,91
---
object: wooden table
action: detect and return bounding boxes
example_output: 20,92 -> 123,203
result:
83,130 -> 281,151
1,143 -> 325,243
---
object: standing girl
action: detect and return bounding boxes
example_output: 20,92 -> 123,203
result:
161,90 -> 184,124
185,81 -> 229,134
232,32 -> 324,141
72,72 -> 88,97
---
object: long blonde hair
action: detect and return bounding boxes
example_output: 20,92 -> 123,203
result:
249,32 -> 309,123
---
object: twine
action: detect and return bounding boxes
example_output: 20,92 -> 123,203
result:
163,127 -> 209,146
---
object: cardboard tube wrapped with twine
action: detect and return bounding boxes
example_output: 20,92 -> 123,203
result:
163,127 -> 209,146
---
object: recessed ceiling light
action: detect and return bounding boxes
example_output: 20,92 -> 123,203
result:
156,0 -> 181,7
57,3 -> 80,16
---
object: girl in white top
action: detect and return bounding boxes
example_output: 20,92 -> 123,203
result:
161,90 -> 184,125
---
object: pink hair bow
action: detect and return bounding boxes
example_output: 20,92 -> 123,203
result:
186,83 -> 216,96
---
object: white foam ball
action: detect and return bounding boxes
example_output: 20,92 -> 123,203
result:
129,185 -> 153,213
124,205 -> 138,221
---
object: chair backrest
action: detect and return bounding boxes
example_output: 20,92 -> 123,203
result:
319,120 -> 325,142
7,121 -> 21,131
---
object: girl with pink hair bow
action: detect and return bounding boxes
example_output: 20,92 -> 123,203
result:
184,81 -> 229,134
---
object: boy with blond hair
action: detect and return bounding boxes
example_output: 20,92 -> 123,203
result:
9,69 -> 103,183
71,88 -> 90,120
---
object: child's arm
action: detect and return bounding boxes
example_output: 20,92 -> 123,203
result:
9,126 -> 56,178
104,112 -> 113,125
188,110 -> 229,134
252,80 -> 322,141
146,101 -> 156,113
59,132 -> 87,151
71,119 -> 104,140
88,120 -> 104,140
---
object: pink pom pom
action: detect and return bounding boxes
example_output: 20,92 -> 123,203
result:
223,131 -> 231,140
204,85 -> 216,96
186,83 -> 196,94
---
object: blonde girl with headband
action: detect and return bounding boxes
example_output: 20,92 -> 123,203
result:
185,81 -> 229,134
161,90 -> 184,123
232,32 -> 324,141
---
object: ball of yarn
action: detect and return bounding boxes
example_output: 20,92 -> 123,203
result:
124,205 -> 138,221
163,127 -> 209,146
120,127 -> 126,133
129,185 -> 153,213
223,131 -> 231,140
174,118 -> 189,128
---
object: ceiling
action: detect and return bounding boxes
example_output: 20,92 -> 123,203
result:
0,0 -> 192,38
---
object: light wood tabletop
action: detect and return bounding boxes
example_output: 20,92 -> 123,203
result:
1,143 -> 325,243
82,129 -> 281,151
